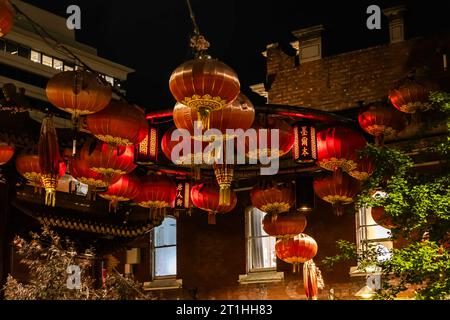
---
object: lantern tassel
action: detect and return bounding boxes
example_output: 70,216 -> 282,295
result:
332,202 -> 344,216
303,260 -> 319,300
219,187 -> 231,206
208,212 -> 216,225
197,107 -> 211,131
45,189 -> 56,207
109,200 -> 118,213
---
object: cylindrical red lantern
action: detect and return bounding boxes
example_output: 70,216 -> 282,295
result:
293,123 -> 317,163
348,157 -> 375,181
371,206 -> 394,229
251,182 -> 295,217
99,174 -> 140,212
263,211 -> 307,238
169,56 -> 240,130
389,79 -> 435,114
313,171 -> 361,216
275,234 -> 318,273
0,142 -> 14,165
135,124 -> 158,164
317,126 -> 367,173
190,183 -> 237,225
0,0 -> 14,38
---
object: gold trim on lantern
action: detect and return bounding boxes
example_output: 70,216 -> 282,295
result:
138,201 -> 170,209
365,125 -> 398,138
40,174 -> 58,207
94,134 -> 133,146
398,102 -> 432,114
318,158 -> 357,173
322,195 -> 354,205
182,94 -> 228,113
78,177 -> 110,189
260,202 -> 291,215
91,167 -> 127,176
348,171 -> 371,181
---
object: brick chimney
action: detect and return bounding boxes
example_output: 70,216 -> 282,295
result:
383,5 -> 406,44
291,25 -> 325,64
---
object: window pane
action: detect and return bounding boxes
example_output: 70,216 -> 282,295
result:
155,217 -> 176,247
42,55 -> 53,67
18,46 -> 30,59
105,76 -> 114,85
154,246 -> 176,277
64,65 -> 74,71
6,42 -> 18,54
30,50 -> 41,63
250,236 -> 277,270
250,207 -> 268,237
53,59 -> 63,70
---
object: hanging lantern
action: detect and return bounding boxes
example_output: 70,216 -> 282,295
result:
38,116 -> 64,207
313,171 -> 361,216
190,182 -> 237,225
134,174 -> 177,222
80,140 -> 136,179
99,174 -> 140,212
348,157 -> 375,181
135,124 -> 158,164
371,206 -> 394,229
358,103 -> 407,145
251,181 -> 295,218
213,163 -> 234,206
46,70 -> 112,156
174,179 -> 191,216
86,100 -> 148,146
303,260 -> 319,300
70,158 -> 120,189
0,142 -> 14,165
275,234 -> 318,273
317,126 -> 366,173
169,56 -> 240,130
293,123 -> 317,163
16,154 -> 42,190
263,211 -> 307,238
389,79 -> 435,114
0,0 -> 14,38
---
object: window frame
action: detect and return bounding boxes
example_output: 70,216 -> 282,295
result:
150,216 -> 177,280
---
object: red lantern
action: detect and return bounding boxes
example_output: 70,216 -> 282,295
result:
0,142 -> 14,165
348,157 -> 375,181
358,103 -> 407,145
263,211 -> 307,238
190,183 -> 237,225
251,182 -> 295,217
313,171 -> 361,216
16,154 -> 42,188
80,140 -> 136,178
86,100 -> 148,146
0,0 -> 14,38
371,206 -> 394,229
169,56 -> 240,130
303,260 -> 319,300
389,79 -> 435,114
135,124 -> 158,164
70,158 -> 119,189
293,123 -> 317,163
134,174 -> 177,221
275,234 -> 318,273
99,174 -> 140,212
317,126 -> 367,173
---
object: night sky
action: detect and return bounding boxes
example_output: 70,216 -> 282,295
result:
22,0 -> 450,112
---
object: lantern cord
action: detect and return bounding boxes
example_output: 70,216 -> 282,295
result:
186,0 -> 201,36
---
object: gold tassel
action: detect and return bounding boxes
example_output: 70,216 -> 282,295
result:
45,189 -> 56,207
219,187 -> 231,206
197,107 -> 211,130
208,212 -> 216,225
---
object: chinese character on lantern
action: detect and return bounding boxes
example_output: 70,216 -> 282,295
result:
175,180 -> 191,210
293,123 -> 317,164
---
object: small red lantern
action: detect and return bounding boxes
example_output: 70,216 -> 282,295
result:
0,0 -> 14,38
99,174 -> 140,212
135,124 -> 158,164
371,206 -> 394,229
16,154 -> 42,188
263,211 -> 307,238
293,123 -> 317,163
70,158 -> 119,189
389,79 -> 435,114
190,183 -> 237,225
317,126 -> 367,173
251,182 -> 295,217
275,234 -> 318,273
348,157 -> 375,181
0,142 -> 14,165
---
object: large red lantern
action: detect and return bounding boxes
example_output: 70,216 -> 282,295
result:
317,126 -> 367,173
275,234 -> 318,273
0,0 -> 14,38
389,79 -> 435,114
86,100 -> 148,146
348,157 -> 375,181
0,142 -> 14,165
313,171 -> 361,216
190,183 -> 237,225
251,182 -> 295,217
70,158 -> 119,189
358,103 -> 407,145
169,56 -> 240,130
99,174 -> 140,212
134,174 -> 177,222
80,140 -> 136,178
263,211 -> 307,238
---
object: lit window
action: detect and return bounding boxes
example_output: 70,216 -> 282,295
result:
30,50 -> 41,63
246,207 -> 277,272
105,76 -> 114,86
53,59 -> 63,71
64,65 -> 74,71
151,217 -> 177,278
42,55 -> 53,68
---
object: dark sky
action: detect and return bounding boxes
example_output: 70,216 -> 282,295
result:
22,0 -> 450,112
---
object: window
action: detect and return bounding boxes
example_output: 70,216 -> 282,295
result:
64,64 -> 74,71
151,217 -> 177,278
42,54 -> 53,68
105,75 -> 114,86
30,50 -> 41,63
53,59 -> 63,71
246,207 -> 277,272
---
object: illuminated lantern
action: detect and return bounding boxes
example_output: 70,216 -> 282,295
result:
263,211 -> 307,238
317,126 -> 366,173
371,206 -> 394,229
169,56 -> 240,130
213,163 -> 234,206
0,0 -> 14,38
358,103 -> 407,145
86,100 -> 148,146
134,174 -> 177,222
251,182 -> 295,218
275,234 -> 318,273
293,123 -> 317,163
0,142 -> 14,165
303,260 -> 319,300
99,174 -> 140,212
313,171 -> 361,216
348,157 -> 375,181
135,124 -> 158,164
70,158 -> 119,189
190,182 -> 237,225
80,140 -> 136,178
16,154 -> 42,189
389,79 -> 435,114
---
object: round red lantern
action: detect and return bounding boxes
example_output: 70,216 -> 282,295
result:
70,158 -> 119,189
0,0 -> 14,38
389,79 -> 435,114
169,56 -> 240,130
16,154 -> 41,187
251,182 -> 295,217
371,206 -> 394,229
358,103 -> 407,144
275,234 -> 318,273
99,174 -> 140,212
348,157 -> 375,181
313,171 -> 361,216
263,211 -> 307,238
190,183 -> 237,225
0,142 -> 14,165
317,126 -> 367,173
86,100 -> 148,146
